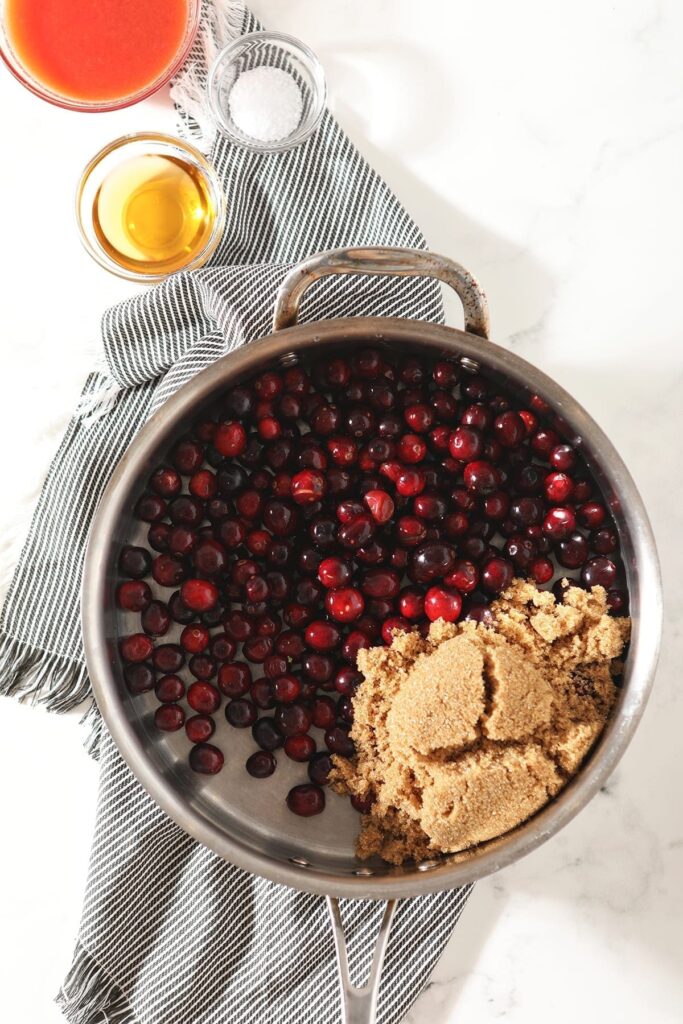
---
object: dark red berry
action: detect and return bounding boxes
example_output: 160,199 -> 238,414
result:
154,704 -> 185,731
246,751 -> 277,778
185,715 -> 215,743
287,784 -> 325,816
189,743 -> 224,774
187,681 -> 221,714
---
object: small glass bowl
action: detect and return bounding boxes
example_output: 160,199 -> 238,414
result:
75,132 -> 226,283
0,0 -> 200,112
207,30 -> 327,153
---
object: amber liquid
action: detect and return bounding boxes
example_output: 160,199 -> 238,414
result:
92,153 -> 216,275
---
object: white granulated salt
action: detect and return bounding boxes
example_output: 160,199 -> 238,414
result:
228,66 -> 303,143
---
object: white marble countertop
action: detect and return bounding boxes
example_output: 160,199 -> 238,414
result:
0,1 -> 680,1021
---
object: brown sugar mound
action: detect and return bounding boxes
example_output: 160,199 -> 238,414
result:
331,581 -> 630,864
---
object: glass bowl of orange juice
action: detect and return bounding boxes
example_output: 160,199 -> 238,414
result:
76,133 -> 226,282
0,0 -> 200,111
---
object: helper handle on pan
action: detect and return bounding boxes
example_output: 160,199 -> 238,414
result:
327,897 -> 397,1024
273,245 -> 490,339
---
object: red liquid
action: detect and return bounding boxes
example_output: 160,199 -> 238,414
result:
6,0 -> 192,104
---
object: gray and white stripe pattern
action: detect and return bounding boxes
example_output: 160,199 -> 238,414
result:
1,3 -> 472,1021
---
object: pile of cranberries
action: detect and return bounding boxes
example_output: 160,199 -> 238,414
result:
116,348 -> 626,817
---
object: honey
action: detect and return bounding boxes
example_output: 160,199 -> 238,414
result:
92,153 -> 217,276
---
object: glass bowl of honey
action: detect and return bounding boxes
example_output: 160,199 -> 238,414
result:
0,0 -> 201,112
76,133 -> 226,282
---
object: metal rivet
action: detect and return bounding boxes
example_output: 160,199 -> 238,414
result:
352,867 -> 374,876
460,357 -> 480,373
289,857 -> 311,868
279,352 -> 299,366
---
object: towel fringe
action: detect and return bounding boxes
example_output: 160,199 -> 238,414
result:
56,941 -> 137,1024
80,700 -> 104,760
170,0 -> 248,151
0,632 -> 90,713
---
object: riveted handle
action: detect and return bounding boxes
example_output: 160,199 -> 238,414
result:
327,896 -> 397,1024
273,246 -> 490,338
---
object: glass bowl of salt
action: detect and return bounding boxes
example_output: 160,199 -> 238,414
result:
207,30 -> 326,153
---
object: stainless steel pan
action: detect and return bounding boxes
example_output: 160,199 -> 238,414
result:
82,247 -> 662,1023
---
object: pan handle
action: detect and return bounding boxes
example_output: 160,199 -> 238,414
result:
272,246 -> 490,338
327,896 -> 397,1024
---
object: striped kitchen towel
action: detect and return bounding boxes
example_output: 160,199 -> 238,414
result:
0,2 -> 472,1022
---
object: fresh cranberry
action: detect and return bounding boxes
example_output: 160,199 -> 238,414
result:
290,469 -> 326,504
338,514 -> 375,550
550,444 -> 576,471
275,703 -> 312,736
327,437 -> 358,466
150,466 -> 182,498
396,515 -> 427,547
531,428 -> 560,456
225,699 -> 258,728
510,497 -> 545,526
581,557 -> 618,589
364,489 -> 395,523
246,751 -> 277,778
141,600 -> 170,636
325,724 -> 355,757
318,557 -> 352,588
396,468 -> 426,497
445,560 -> 479,593
285,735 -> 316,762
155,674 -> 185,703
243,636 -> 274,663
287,784 -> 325,816
464,604 -> 495,626
189,654 -> 216,681
134,493 -> 166,523
171,439 -> 204,474
187,681 -> 221,714
410,541 -> 456,583
116,580 -> 152,612
481,557 -> 514,594
168,496 -> 203,528
300,653 -> 333,684
449,426 -> 483,462
308,752 -> 333,786
180,624 -> 210,653
217,518 -> 246,550
120,634 -> 153,663
153,644 -> 185,673
424,586 -> 462,622
147,523 -> 172,552
305,620 -> 341,651
542,507 -> 576,541
167,592 -> 193,625
325,587 -> 365,623
394,588 -> 422,620
577,502 -> 607,529
154,704 -> 185,731
361,569 -> 400,600
272,674 -> 300,703
403,403 -> 433,433
188,470 -> 217,501
557,532 -> 589,569
545,472 -> 574,503
381,616 -> 411,643
592,527 -> 618,554
529,556 -> 554,584
124,663 -> 155,695
607,589 -> 628,614
483,491 -> 510,521
464,460 -> 500,495
341,630 -> 371,664
494,411 -> 525,448
185,715 -> 215,744
180,578 -> 219,613
214,421 -> 247,457
189,743 -> 224,774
